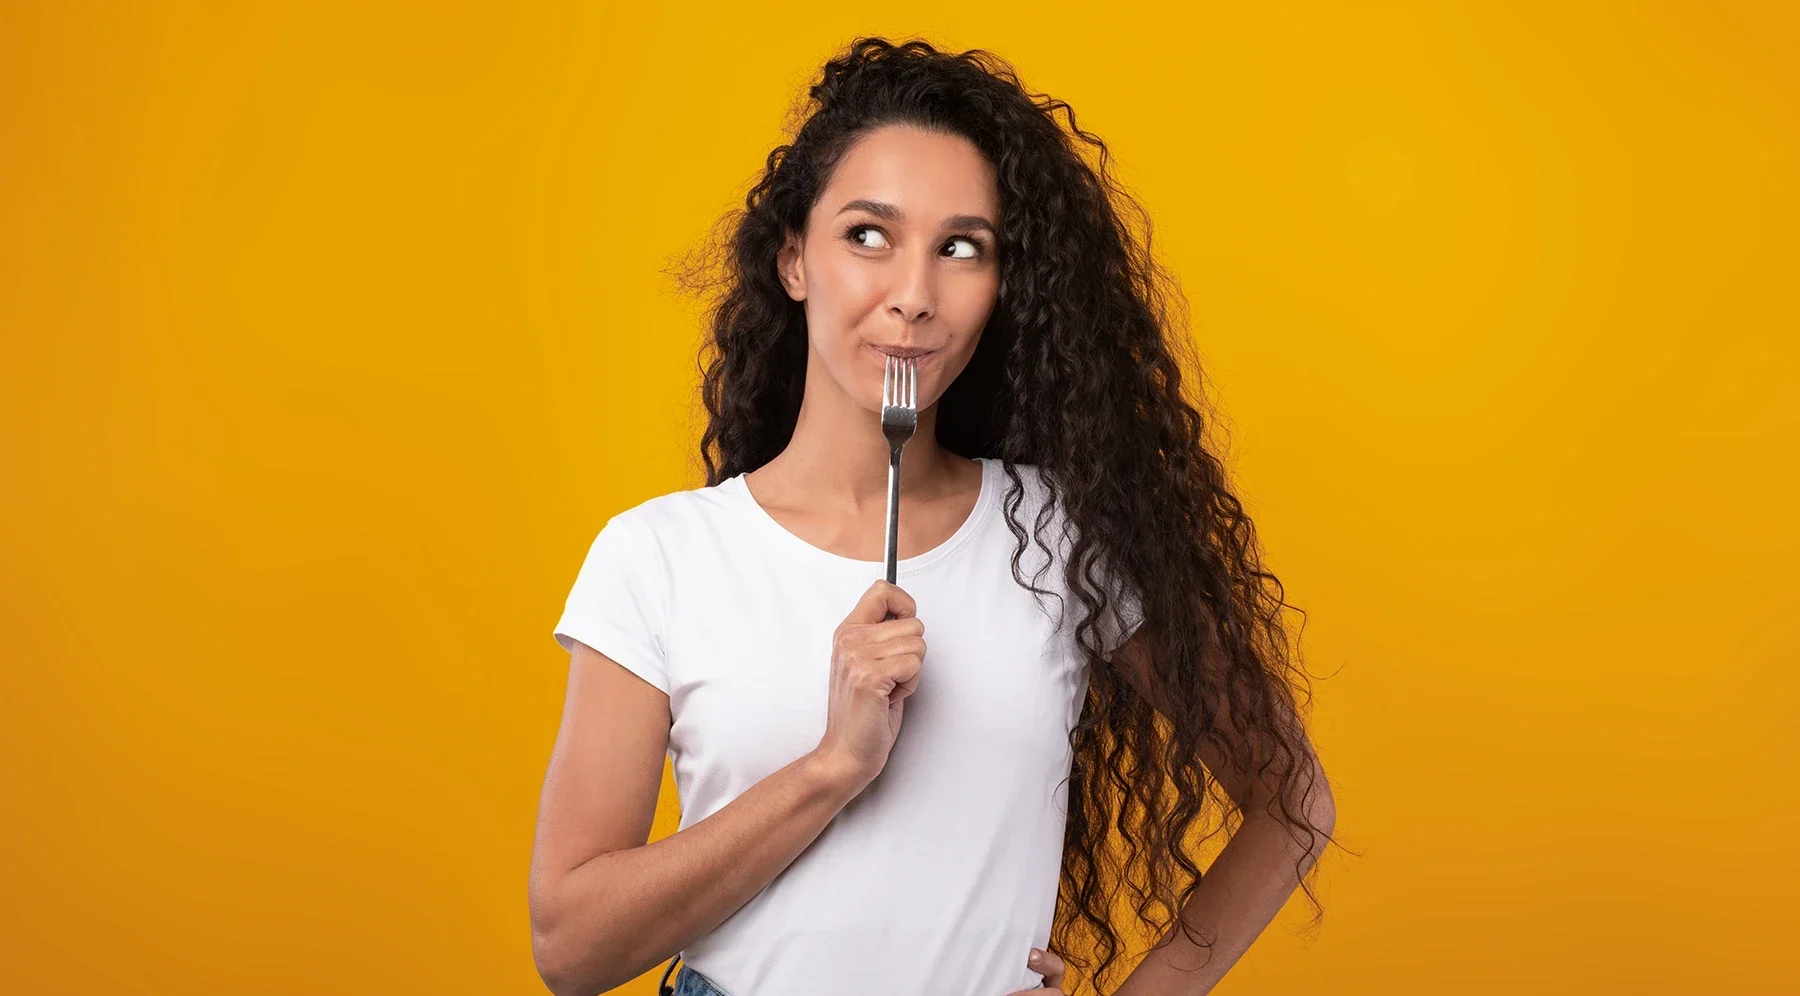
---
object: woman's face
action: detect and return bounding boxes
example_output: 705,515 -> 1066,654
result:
777,123 -> 1002,415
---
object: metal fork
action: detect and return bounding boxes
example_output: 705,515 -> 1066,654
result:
880,353 -> 919,589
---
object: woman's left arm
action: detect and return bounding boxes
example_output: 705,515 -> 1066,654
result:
1111,765 -> 1334,996
1107,631 -> 1337,996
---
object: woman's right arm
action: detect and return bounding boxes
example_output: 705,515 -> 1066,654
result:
528,641 -> 865,996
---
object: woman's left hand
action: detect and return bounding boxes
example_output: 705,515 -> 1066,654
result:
1004,946 -> 1068,994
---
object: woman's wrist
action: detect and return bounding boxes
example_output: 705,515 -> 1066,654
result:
801,746 -> 870,802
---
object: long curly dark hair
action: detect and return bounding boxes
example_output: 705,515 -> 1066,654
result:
670,36 -> 1345,993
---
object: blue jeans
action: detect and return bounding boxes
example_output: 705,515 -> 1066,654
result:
659,957 -> 730,996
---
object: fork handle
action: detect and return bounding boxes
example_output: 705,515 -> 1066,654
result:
882,446 -> 902,618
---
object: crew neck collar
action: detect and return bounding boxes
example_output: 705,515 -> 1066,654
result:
725,457 -> 996,576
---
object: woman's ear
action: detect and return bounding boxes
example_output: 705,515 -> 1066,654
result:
776,232 -> 807,301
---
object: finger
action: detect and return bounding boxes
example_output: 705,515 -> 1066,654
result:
878,649 -> 924,699
846,581 -> 904,624
872,580 -> 916,619
1028,947 -> 1068,990
891,668 -> 920,701
877,654 -> 923,702
869,614 -> 926,639
868,633 -> 927,661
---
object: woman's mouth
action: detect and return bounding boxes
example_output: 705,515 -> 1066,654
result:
867,343 -> 938,360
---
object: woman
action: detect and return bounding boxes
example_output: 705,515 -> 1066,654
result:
529,37 -> 1339,996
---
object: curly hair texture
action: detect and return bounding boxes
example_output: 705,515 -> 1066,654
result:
671,36 -> 1345,993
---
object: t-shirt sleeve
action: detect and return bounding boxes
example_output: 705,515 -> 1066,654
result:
552,512 -> 671,694
1030,464 -> 1145,656
1095,555 -> 1145,657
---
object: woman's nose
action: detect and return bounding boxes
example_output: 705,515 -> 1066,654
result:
884,250 -> 938,323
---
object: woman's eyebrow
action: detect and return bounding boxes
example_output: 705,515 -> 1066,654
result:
835,198 -> 997,235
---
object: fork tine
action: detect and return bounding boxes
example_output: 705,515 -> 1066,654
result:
906,357 -> 916,409
883,353 -> 893,407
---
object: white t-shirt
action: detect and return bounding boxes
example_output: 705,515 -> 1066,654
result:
552,456 -> 1142,996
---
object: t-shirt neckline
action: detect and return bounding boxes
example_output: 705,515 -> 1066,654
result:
725,457 -> 996,576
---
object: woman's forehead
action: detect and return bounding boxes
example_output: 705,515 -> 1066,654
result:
818,125 -> 1000,222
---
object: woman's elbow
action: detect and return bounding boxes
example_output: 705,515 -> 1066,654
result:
532,916 -> 582,996
531,883 -> 616,996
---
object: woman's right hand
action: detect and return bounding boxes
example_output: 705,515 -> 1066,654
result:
814,580 -> 926,793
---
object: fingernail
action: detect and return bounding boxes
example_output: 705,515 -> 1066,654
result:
1028,949 -> 1042,966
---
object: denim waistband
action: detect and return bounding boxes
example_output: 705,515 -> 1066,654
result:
659,956 -> 731,996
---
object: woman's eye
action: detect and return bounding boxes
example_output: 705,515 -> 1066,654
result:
845,225 -> 983,260
848,225 -> 890,250
944,237 -> 981,260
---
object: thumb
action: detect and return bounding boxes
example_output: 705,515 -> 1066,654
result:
848,579 -> 915,624
1027,947 -> 1067,990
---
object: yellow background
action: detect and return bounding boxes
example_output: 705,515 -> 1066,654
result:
3,3 -> 1795,993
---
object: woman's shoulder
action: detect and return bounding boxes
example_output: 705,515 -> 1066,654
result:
595,474 -> 744,545
989,458 -> 1047,491
992,459 -> 1065,518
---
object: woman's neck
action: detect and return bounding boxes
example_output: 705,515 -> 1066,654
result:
747,346 -> 971,512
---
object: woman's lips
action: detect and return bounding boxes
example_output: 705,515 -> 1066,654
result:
867,343 -> 938,360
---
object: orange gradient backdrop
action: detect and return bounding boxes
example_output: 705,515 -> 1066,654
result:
3,3 -> 1795,994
